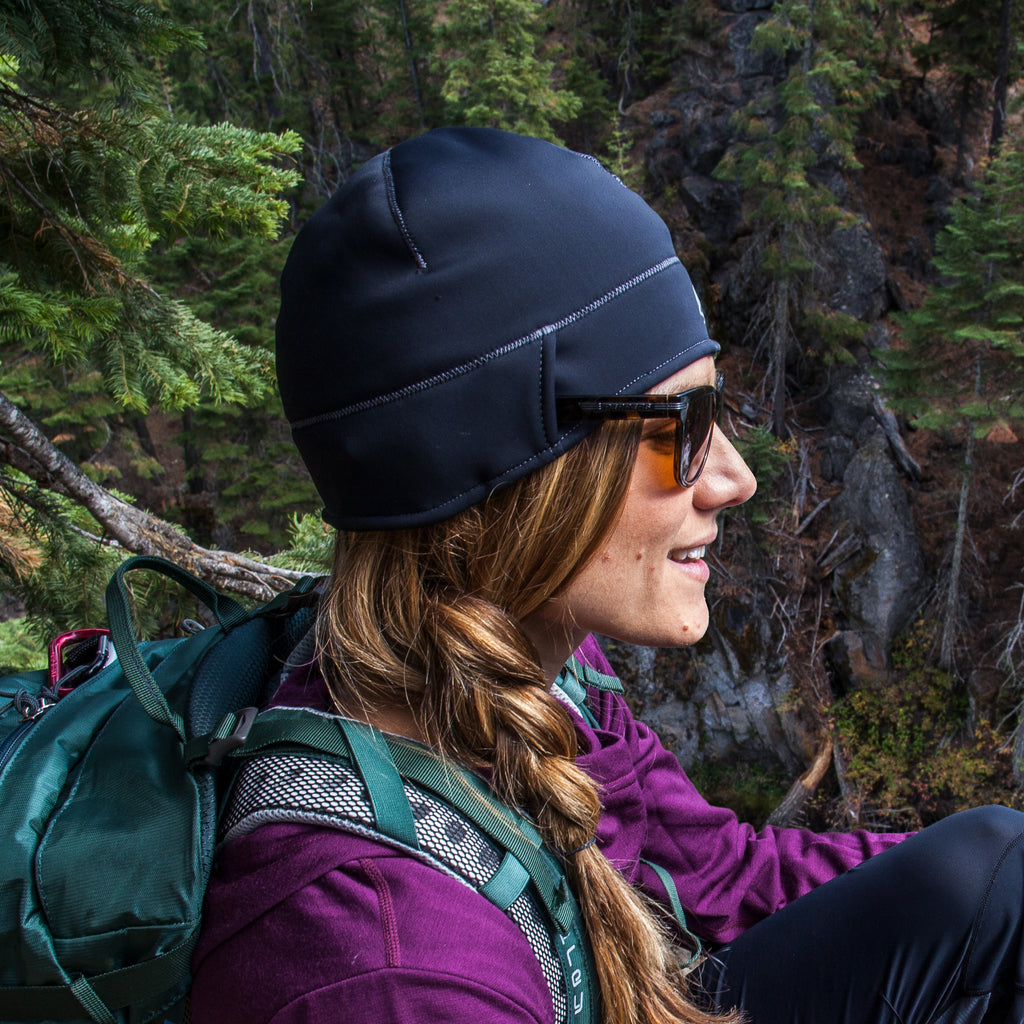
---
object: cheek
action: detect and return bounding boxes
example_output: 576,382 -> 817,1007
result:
607,502 -> 679,563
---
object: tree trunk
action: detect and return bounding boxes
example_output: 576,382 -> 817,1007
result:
396,0 -> 426,129
772,277 -> 791,438
990,0 -> 1012,158
955,75 -> 972,181
938,437 -> 972,671
0,391 -> 306,601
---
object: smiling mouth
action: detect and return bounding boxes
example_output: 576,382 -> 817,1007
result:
669,546 -> 706,562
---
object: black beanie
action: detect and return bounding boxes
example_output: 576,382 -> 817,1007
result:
276,127 -> 718,530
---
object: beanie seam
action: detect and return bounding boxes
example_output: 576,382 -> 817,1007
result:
575,150 -> 628,190
614,337 -> 719,395
383,148 -> 428,271
365,334 -> 715,521
291,255 -> 682,431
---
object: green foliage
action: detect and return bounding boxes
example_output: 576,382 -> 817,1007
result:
265,513 -> 335,575
733,426 -> 796,526
600,121 -> 644,192
0,84 -> 299,415
0,617 -> 40,673
715,0 -> 889,403
0,471 -> 123,636
0,90 -> 300,409
718,0 -> 883,245
833,624 -> 1002,824
185,405 -> 317,547
563,0 -> 709,108
880,129 -> 1024,439
800,309 -> 865,366
145,233 -> 318,549
0,469 -> 223,639
0,0 -> 302,624
165,0 -> 437,153
913,0 -> 1024,142
435,0 -> 582,142
0,0 -> 198,90
686,759 -> 789,827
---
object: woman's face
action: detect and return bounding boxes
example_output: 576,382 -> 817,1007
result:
524,356 -> 756,678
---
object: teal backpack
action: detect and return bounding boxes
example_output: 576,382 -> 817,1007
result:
0,556 -> 599,1024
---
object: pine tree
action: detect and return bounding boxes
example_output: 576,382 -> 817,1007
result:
166,0 -> 438,166
880,128 -> 1024,669
434,0 -> 582,142
145,233 -> 319,552
714,0 -> 887,435
914,0 -> 1024,174
0,1 -> 303,625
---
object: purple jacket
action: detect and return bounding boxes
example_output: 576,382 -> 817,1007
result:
191,638 -> 906,1023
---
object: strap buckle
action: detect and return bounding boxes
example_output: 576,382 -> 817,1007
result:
197,707 -> 259,767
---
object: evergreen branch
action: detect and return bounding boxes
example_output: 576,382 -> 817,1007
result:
0,389 -> 306,600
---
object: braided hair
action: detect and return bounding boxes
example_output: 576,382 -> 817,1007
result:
316,421 -> 739,1024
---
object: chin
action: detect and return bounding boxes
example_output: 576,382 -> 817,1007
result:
665,609 -> 710,648
611,616 -> 709,650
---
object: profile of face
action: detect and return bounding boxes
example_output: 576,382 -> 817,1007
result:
524,356 -> 756,677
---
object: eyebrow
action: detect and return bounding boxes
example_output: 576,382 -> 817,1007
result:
646,376 -> 718,398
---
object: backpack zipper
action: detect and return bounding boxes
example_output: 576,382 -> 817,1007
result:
0,717 -> 36,774
0,687 -> 59,774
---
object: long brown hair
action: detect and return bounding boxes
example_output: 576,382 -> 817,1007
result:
316,422 -> 737,1024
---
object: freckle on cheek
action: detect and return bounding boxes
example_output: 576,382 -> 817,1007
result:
635,552 -> 642,561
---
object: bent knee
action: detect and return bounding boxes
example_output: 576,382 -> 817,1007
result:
868,806 -> 1023,914
940,804 -> 1024,850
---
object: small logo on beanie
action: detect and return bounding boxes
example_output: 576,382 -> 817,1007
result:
689,281 -> 708,331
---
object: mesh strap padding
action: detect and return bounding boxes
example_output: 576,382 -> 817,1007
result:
221,754 -> 568,1024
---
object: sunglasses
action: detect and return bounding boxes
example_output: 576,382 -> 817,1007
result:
557,373 -> 723,487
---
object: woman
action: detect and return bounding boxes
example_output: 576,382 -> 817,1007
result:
192,128 -> 1024,1024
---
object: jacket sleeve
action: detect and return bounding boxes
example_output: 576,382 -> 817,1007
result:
578,683 -> 910,945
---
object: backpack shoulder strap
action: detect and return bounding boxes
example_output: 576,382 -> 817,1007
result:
222,714 -> 598,1024
552,655 -> 623,727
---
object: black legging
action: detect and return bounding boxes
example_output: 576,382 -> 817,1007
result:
698,805 -> 1024,1023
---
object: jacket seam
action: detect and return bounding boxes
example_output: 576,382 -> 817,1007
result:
361,857 -> 402,968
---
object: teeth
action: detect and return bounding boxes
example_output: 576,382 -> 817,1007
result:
671,546 -> 706,561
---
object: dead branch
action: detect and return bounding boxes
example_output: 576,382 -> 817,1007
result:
0,390 -> 307,601
872,395 -> 922,481
817,534 -> 860,575
765,734 -> 834,827
795,498 -> 831,537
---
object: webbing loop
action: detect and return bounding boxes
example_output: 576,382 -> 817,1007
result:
641,858 -> 703,970
69,976 -> 116,1024
481,852 -> 531,910
339,719 -> 420,849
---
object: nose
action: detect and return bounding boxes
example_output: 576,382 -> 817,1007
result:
694,428 -> 756,510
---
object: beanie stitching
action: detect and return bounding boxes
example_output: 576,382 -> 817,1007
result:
291,255 -> 682,431
615,339 -> 717,395
408,329 -> 716,519
383,149 -> 428,271
575,151 -> 628,190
